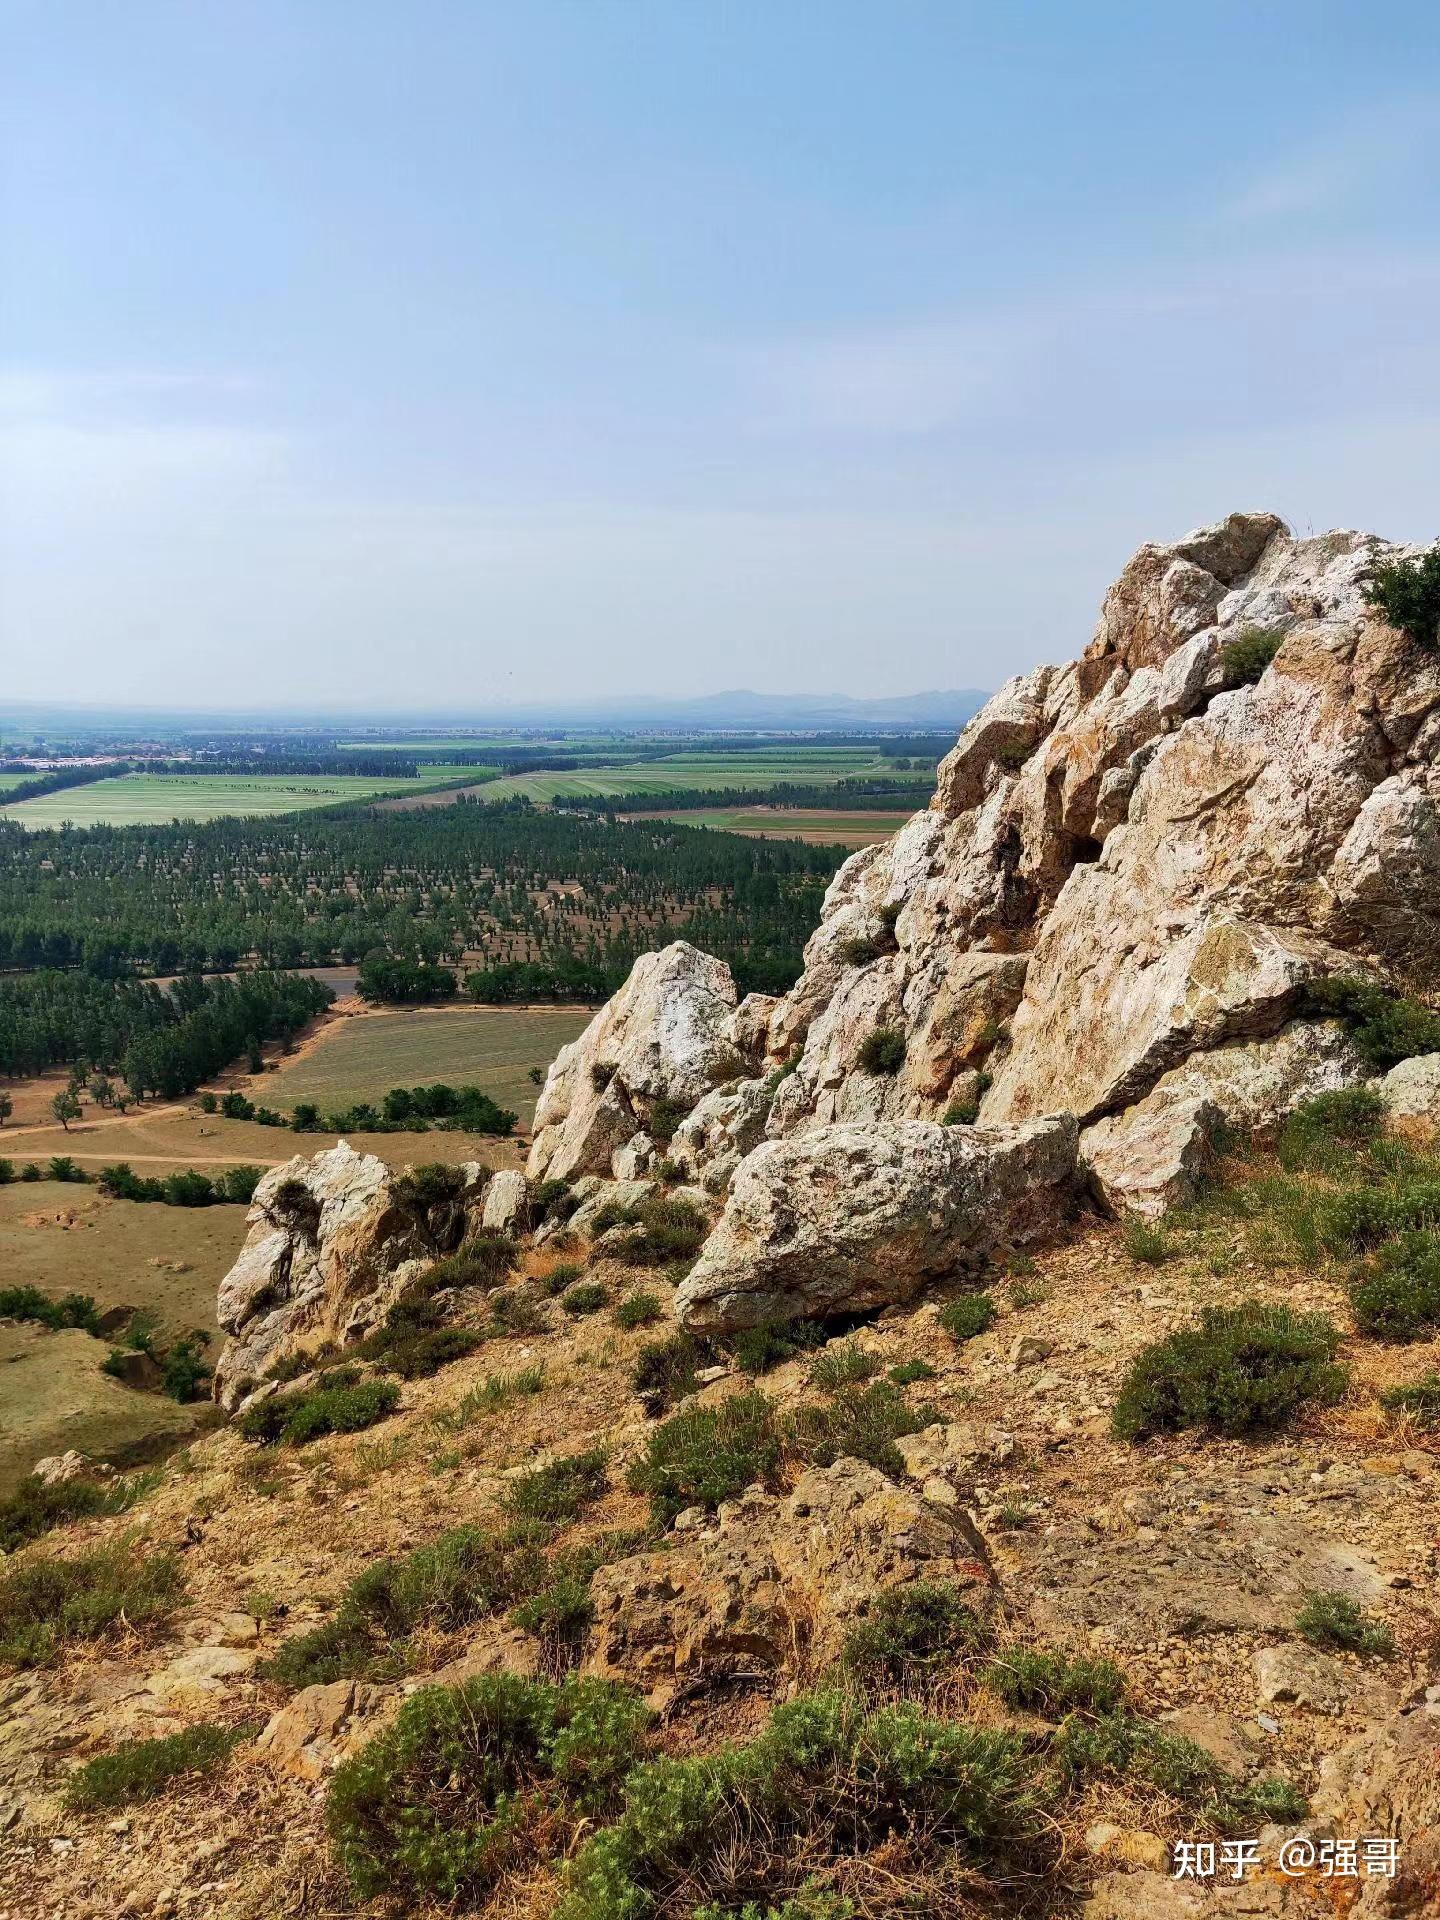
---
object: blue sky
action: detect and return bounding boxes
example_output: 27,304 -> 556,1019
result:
3,1 -> 1439,710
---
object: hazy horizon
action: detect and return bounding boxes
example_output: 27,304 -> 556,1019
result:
5,2 -> 1438,709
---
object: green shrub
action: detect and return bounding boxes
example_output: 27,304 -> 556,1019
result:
327,1672 -> 648,1904
543,1259 -> 585,1296
557,1690 -> 1044,1920
429,1232 -> 521,1289
836,934 -> 882,966
0,1467 -> 157,1554
1349,1232 -> 1440,1339
0,1159 -> 14,1184
1123,1219 -> 1174,1265
787,1381 -> 937,1476
0,1285 -> 101,1334
807,1342 -> 879,1390
348,1519 -> 552,1640
1054,1710 -> 1306,1834
1320,1179 -> 1440,1254
64,1723 -> 243,1810
1307,976 -> 1440,1069
647,1097 -> 693,1143
1380,1369 -> 1440,1425
629,1391 -> 781,1524
942,1096 -> 979,1125
1220,626 -> 1284,686
631,1330 -> 717,1416
562,1281 -> 608,1317
857,1025 -> 905,1075
430,1366 -> 546,1433
161,1335 -> 212,1402
510,1531 -> 649,1667
730,1318 -> 826,1375
614,1290 -> 662,1329
985,1647 -> 1126,1715
0,1545 -> 182,1668
1364,546 -> 1440,652
888,1358 -> 936,1385
20,1162 -> 41,1181
264,1615 -> 377,1690
1112,1302 -> 1347,1441
238,1376 -> 400,1447
608,1195 -> 707,1267
378,1326 -> 485,1379
841,1582 -> 991,1683
487,1286 -> 550,1337
1294,1589 -> 1395,1656
531,1179 -> 580,1224
504,1449 -> 608,1525
939,1293 -> 996,1342
1278,1087 -> 1386,1172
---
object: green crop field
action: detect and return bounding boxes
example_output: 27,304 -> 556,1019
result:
0,772 -> 35,793
477,747 -> 906,804
265,1005 -> 593,1122
643,806 -> 911,846
0,766 -> 488,828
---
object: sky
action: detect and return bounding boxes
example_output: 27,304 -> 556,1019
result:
3,1 -> 1440,712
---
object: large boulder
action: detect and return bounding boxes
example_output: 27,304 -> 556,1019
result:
213,1143 -> 488,1408
675,1115 -> 1077,1332
526,942 -> 747,1184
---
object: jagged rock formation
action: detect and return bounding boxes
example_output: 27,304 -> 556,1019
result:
520,514 -> 1440,1325
214,1143 -> 488,1408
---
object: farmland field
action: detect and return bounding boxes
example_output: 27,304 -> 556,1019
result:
476,747 -> 907,804
264,1005 -> 593,1120
639,805 -> 912,846
0,766 -> 487,828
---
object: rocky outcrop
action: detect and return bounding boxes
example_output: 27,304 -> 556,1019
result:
213,1143 -> 488,1408
525,941 -> 759,1183
584,1455 -> 993,1706
675,1115 -> 1077,1331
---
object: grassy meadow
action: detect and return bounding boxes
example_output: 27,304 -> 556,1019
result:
0,766 -> 488,828
641,805 -> 912,846
476,746 -> 911,804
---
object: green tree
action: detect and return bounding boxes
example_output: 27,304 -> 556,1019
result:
0,1092 -> 12,1126
51,1089 -> 81,1132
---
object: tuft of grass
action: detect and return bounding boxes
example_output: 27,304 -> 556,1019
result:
542,1260 -> 585,1296
807,1342 -> 879,1390
888,1358 -> 936,1386
628,1391 -> 782,1525
613,1290 -> 662,1330
984,1647 -> 1126,1715
840,1582 -> 992,1684
1220,625 -> 1284,686
730,1318 -> 827,1375
239,1374 -> 400,1447
1122,1219 -> 1174,1265
0,1544 -> 182,1668
510,1530 -> 650,1669
327,1672 -> 648,1904
562,1281 -> 608,1317
940,1293 -> 996,1342
1380,1369 -> 1440,1426
1294,1589 -> 1395,1657
0,1467 -> 159,1555
1278,1087 -> 1386,1173
64,1723 -> 244,1810
786,1381 -> 937,1477
557,1690 -> 1045,1920
856,1025 -> 905,1075
631,1330 -> 717,1416
1349,1231 -> 1440,1339
1113,1301 -> 1347,1441
431,1366 -> 546,1435
1054,1710 -> 1306,1834
504,1449 -> 609,1525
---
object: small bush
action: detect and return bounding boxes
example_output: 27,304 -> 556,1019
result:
327,1672 -> 648,1904
808,1342 -> 880,1390
1220,625 -> 1284,686
1364,546 -> 1440,652
841,1582 -> 991,1683
857,1025 -> 905,1075
430,1232 -> 521,1289
0,1159 -> 14,1185
510,1531 -> 649,1667
543,1260 -> 585,1296
265,1615 -> 377,1690
0,1468 -> 156,1554
787,1381 -> 937,1476
985,1647 -> 1126,1715
1278,1087 -> 1386,1172
1320,1179 -> 1440,1255
1054,1710 -> 1306,1834
942,1096 -> 979,1125
379,1326 -> 484,1379
0,1285 -> 102,1335
1295,1589 -> 1395,1656
940,1293 -> 996,1342
505,1449 -> 608,1525
1113,1302 -> 1347,1441
0,1545 -> 182,1668
557,1690 -> 1044,1920
614,1290 -> 662,1329
647,1097 -> 692,1143
1380,1369 -> 1440,1425
1349,1232 -> 1440,1339
889,1358 -> 936,1385
431,1366 -> 546,1433
731,1318 -> 826,1375
631,1330 -> 717,1416
239,1376 -> 400,1447
64,1723 -> 242,1810
1308,976 -> 1440,1070
629,1391 -> 781,1524
161,1335 -> 212,1402
1123,1219 -> 1174,1265
836,934 -> 882,966
608,1195 -> 707,1267
562,1281 -> 608,1317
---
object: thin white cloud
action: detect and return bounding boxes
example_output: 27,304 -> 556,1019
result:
1223,95 -> 1440,224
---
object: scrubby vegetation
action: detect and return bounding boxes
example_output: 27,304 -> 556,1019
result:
1220,625 -> 1284,685
0,1467 -> 157,1554
730,1318 -> 827,1375
1364,545 -> 1440,652
1112,1302 -> 1347,1440
1380,1369 -> 1440,1425
238,1370 -> 400,1447
939,1293 -> 996,1341
504,1449 -> 608,1525
613,1289 -> 662,1329
591,1192 -> 707,1266
98,1161 -> 262,1205
0,1285 -> 101,1334
628,1391 -> 783,1524
630,1330 -> 719,1415
841,1582 -> 992,1684
857,1025 -> 906,1074
1294,1588 -> 1395,1656
1053,1711 -> 1306,1834
984,1647 -> 1127,1715
64,1723 -> 245,1811
786,1380 -> 937,1475
0,1544 -> 182,1668
1349,1232 -> 1440,1339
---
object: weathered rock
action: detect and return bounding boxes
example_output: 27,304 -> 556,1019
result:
254,1678 -> 385,1781
675,1116 -> 1077,1332
213,1143 -> 488,1408
30,1450 -> 107,1487
585,1457 -> 992,1706
610,1131 -> 656,1181
669,1077 -> 773,1192
1082,1091 -> 1221,1219
527,942 -> 743,1183
480,1168 -> 528,1232
146,1646 -> 256,1698
1379,1052 -> 1440,1125
1254,1644 -> 1354,1713
1309,1691 -> 1440,1915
